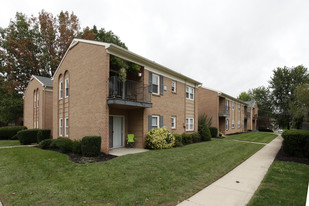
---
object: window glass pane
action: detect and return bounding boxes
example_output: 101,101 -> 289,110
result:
152,117 -> 157,126
152,75 -> 158,84
152,85 -> 158,94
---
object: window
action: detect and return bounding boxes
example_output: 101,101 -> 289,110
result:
59,118 -> 63,136
37,120 -> 39,129
152,115 -> 159,129
171,81 -> 176,93
65,117 -> 69,136
34,91 -> 36,108
232,102 -> 235,110
59,80 -> 63,99
238,104 -> 240,112
37,91 -> 39,107
186,86 -> 194,100
238,120 -> 240,128
226,100 -> 229,110
232,120 -> 235,128
226,119 -> 229,130
34,121 -> 36,128
171,116 -> 176,129
186,117 -> 194,131
242,120 -> 244,128
65,78 -> 69,98
152,74 -> 159,95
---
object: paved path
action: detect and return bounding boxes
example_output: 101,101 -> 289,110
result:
178,135 -> 282,206
0,145 -> 36,149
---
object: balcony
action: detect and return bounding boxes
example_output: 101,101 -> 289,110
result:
108,76 -> 152,108
253,114 -> 258,120
244,112 -> 251,120
219,106 -> 230,117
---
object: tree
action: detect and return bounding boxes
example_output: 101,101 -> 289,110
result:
237,91 -> 251,101
290,83 -> 309,128
269,65 -> 309,128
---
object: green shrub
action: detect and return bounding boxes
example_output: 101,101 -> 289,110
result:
259,128 -> 273,132
145,128 -> 175,149
52,138 -> 73,153
0,126 -> 27,140
72,140 -> 82,154
192,132 -> 201,143
38,139 -> 53,149
209,127 -> 218,137
37,129 -> 51,143
17,129 -> 39,145
198,115 -> 211,141
182,133 -> 192,145
81,136 -> 101,157
282,129 -> 309,157
173,134 -> 183,147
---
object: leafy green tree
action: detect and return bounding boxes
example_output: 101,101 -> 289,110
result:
269,65 -> 309,128
237,92 -> 251,101
198,113 -> 211,141
290,83 -> 309,128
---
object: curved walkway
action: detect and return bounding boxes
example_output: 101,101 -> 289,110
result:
179,135 -> 283,206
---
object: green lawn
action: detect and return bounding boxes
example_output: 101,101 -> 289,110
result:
0,139 -> 263,205
248,161 -> 309,206
226,132 -> 278,143
0,140 -> 20,147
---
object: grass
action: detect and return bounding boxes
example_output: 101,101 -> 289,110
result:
248,161 -> 309,206
0,139 -> 263,205
226,132 -> 278,143
0,140 -> 20,147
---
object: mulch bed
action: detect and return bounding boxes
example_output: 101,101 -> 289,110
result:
275,148 -> 309,165
38,147 -> 117,164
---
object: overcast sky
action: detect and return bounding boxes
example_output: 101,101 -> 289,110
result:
1,0 -> 309,97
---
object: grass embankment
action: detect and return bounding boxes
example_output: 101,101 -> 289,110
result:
226,132 -> 278,143
248,161 -> 309,206
0,139 -> 263,205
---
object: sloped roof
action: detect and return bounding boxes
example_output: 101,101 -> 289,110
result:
244,99 -> 256,108
32,75 -> 53,87
201,87 -> 248,105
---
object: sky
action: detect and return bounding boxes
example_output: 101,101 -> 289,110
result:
1,0 -> 309,97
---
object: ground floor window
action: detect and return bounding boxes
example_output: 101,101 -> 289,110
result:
238,120 -> 240,128
171,116 -> 176,129
59,118 -> 63,136
186,117 -> 194,131
232,120 -> 235,128
152,115 -> 159,129
65,117 -> 69,136
226,119 -> 229,130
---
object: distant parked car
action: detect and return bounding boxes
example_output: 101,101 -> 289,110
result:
278,129 -> 283,133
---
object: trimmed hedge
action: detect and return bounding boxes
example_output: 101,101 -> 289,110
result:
192,132 -> 201,143
37,129 -> 51,143
182,133 -> 192,145
38,139 -> 53,149
173,134 -> 183,147
81,136 -> 101,157
72,140 -> 82,154
0,126 -> 27,140
209,127 -> 218,137
17,129 -> 40,145
282,129 -> 309,157
52,138 -> 73,153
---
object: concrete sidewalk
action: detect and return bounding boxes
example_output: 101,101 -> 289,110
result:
179,135 -> 282,206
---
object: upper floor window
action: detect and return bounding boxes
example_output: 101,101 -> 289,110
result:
238,104 -> 240,112
186,86 -> 194,100
171,116 -> 176,129
65,78 -> 69,98
172,81 -> 176,93
232,102 -> 235,110
151,115 -> 160,129
34,91 -> 36,108
186,117 -> 194,131
59,80 -> 63,100
226,100 -> 229,110
37,91 -> 39,107
152,74 -> 159,95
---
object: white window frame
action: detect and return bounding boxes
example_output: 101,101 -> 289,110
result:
171,81 -> 176,93
59,118 -> 63,136
226,99 -> 229,110
171,116 -> 176,129
152,115 -> 159,129
59,80 -> 63,100
34,91 -> 36,108
65,117 -> 69,137
152,74 -> 160,95
186,117 -> 194,131
34,121 -> 36,128
232,119 -> 235,128
65,77 -> 69,98
232,102 -> 235,110
186,86 -> 194,100
238,120 -> 240,128
226,119 -> 229,130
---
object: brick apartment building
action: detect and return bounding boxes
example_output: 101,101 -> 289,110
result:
23,75 -> 53,131
48,39 -> 201,154
198,87 -> 258,135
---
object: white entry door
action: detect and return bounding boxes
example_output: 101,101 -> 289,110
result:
110,116 -> 124,148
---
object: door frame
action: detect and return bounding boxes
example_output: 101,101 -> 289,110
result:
109,115 -> 125,149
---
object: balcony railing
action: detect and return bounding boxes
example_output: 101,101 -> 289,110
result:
245,112 -> 251,120
108,76 -> 151,104
219,106 -> 230,117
